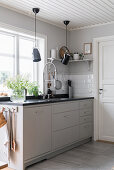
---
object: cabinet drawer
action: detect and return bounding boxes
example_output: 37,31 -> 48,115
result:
24,105 -> 51,115
80,108 -> 92,117
79,123 -> 92,139
79,100 -> 93,109
53,101 -> 79,114
53,110 -> 79,131
53,126 -> 79,150
80,115 -> 92,124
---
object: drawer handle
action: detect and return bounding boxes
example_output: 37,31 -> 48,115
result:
84,111 -> 87,114
64,115 -> 71,118
84,125 -> 89,128
34,111 -> 38,114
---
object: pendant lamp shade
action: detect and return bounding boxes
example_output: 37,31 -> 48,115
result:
33,48 -> 41,62
32,8 -> 41,62
61,53 -> 70,65
61,20 -> 70,65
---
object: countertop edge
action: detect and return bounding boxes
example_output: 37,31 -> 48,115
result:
0,97 -> 94,106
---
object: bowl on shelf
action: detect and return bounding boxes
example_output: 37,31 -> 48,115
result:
73,53 -> 79,60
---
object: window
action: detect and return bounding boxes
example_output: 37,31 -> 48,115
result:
0,29 -> 45,96
0,33 -> 15,95
19,37 -> 34,81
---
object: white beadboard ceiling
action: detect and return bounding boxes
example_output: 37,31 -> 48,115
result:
0,0 -> 114,30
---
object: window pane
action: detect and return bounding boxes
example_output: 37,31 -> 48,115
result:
19,37 -> 34,81
0,56 -> 14,94
19,38 -> 34,58
0,33 -> 14,55
20,58 -> 33,81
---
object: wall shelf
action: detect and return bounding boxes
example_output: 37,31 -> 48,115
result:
47,58 -> 93,71
47,58 -> 93,63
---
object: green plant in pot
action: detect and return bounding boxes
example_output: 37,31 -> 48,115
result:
28,82 -> 41,97
7,75 -> 41,102
7,75 -> 30,102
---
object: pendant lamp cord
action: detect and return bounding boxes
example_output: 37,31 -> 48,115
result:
66,24 -> 67,48
35,12 -> 36,47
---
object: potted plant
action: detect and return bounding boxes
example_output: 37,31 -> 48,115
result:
27,82 -> 41,97
7,75 -> 29,102
79,53 -> 84,60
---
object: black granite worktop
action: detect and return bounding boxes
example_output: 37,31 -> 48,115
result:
0,97 -> 94,106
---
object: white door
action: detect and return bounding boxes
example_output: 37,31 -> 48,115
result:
99,40 -> 114,142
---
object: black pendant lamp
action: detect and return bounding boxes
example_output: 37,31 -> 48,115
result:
32,8 -> 41,62
61,20 -> 70,65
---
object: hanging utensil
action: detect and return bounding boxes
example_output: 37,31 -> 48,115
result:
11,109 -> 16,152
55,75 -> 62,90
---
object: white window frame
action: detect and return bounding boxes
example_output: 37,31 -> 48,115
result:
0,22 -> 47,91
0,30 -> 15,77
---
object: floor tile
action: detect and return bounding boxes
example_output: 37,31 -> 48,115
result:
102,146 -> 114,158
26,141 -> 114,170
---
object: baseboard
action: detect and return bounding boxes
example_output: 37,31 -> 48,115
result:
97,140 -> 114,144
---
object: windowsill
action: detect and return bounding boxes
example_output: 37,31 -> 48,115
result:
0,94 -> 69,102
0,96 -> 10,101
0,95 -> 43,102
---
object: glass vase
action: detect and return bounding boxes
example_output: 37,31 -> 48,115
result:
10,89 -> 25,103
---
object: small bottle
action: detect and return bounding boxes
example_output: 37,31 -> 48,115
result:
68,80 -> 73,99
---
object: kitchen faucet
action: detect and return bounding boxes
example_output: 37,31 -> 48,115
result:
43,62 -> 57,99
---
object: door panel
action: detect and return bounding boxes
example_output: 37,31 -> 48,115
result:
99,40 -> 114,142
23,105 -> 52,160
100,103 -> 114,141
103,85 -> 114,98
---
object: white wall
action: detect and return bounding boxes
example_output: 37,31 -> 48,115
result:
68,23 -> 114,97
69,23 -> 114,53
69,23 -> 114,75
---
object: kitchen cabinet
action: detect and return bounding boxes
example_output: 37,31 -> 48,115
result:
53,125 -> 79,149
52,99 -> 93,150
79,123 -> 92,139
52,101 -> 80,150
79,99 -> 93,139
1,98 -> 93,170
23,105 -> 52,161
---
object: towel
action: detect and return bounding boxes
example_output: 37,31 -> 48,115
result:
0,109 -> 10,162
0,110 -> 7,128
11,110 -> 16,152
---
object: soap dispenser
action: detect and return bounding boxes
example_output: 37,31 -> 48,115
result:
68,80 -> 73,99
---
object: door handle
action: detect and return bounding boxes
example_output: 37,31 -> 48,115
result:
99,89 -> 103,94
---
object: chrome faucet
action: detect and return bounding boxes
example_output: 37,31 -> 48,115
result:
43,62 -> 57,99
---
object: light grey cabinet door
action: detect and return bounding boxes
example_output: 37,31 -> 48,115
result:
53,125 -> 79,150
52,101 -> 80,150
79,99 -> 93,139
23,105 -> 52,161
79,123 -> 92,139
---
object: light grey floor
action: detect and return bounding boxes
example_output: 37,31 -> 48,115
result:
26,141 -> 114,170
